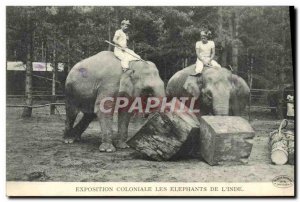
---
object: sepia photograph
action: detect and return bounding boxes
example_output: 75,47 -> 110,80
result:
5,5 -> 295,197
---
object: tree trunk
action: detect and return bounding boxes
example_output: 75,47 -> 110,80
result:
67,37 -> 71,72
22,15 -> 33,118
45,37 -> 48,71
218,7 -> 227,66
248,55 -> 253,121
50,44 -> 57,115
222,43 -> 227,67
22,42 -> 33,117
108,18 -> 112,51
41,41 -> 44,61
132,40 -> 135,51
277,10 -> 287,119
164,58 -> 167,81
232,11 -> 239,73
229,12 -> 233,67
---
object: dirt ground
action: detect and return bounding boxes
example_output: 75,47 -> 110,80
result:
6,100 -> 294,182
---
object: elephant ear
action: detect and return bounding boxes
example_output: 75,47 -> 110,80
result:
230,74 -> 250,97
183,75 -> 201,98
118,70 -> 134,97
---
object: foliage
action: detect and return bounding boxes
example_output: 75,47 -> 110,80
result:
6,6 -> 293,88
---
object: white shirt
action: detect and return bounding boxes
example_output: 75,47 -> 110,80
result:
195,41 -> 215,58
114,29 -> 129,48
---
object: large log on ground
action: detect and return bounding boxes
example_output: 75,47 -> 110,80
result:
198,116 -> 255,166
269,119 -> 294,165
127,110 -> 200,161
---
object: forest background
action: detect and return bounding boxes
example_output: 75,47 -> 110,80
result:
6,6 -> 294,89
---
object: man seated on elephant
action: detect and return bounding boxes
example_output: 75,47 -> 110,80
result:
113,19 -> 141,72
191,30 -> 221,76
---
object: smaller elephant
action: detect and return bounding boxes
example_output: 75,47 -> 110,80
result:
166,65 -> 250,116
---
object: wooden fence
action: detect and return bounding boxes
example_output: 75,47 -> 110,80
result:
7,88 -> 293,120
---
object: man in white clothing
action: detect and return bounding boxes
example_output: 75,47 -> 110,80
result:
191,30 -> 221,76
113,19 -> 141,72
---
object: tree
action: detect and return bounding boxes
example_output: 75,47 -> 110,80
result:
7,6 -> 294,96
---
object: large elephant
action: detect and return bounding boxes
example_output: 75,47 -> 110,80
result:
166,65 -> 250,116
64,51 -> 165,152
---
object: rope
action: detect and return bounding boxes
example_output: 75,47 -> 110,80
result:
269,119 -> 290,141
32,74 -> 61,84
278,119 -> 288,136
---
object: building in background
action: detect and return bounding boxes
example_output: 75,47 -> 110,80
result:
6,61 -> 65,95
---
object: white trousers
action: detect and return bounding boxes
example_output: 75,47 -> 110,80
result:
195,58 -> 221,73
114,47 -> 141,69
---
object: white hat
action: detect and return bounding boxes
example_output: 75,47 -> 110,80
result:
200,31 -> 208,36
121,19 -> 131,25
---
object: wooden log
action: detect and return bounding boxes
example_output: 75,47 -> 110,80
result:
127,108 -> 200,161
269,120 -> 294,165
269,130 -> 288,165
198,116 -> 255,166
271,142 -> 288,165
288,137 -> 294,165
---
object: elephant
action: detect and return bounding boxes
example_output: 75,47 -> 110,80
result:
64,51 -> 165,152
166,65 -> 250,116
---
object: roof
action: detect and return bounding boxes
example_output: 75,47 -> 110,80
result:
7,61 -> 64,72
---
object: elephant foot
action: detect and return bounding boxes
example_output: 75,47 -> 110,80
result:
115,141 -> 130,149
63,136 -> 80,144
99,143 -> 116,153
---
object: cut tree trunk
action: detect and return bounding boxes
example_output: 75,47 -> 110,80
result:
127,100 -> 200,161
198,116 -> 255,165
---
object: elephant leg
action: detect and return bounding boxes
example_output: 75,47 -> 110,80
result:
69,113 -> 96,142
97,111 -> 116,152
230,96 -> 242,116
94,92 -> 116,152
64,99 -> 79,143
116,110 -> 132,149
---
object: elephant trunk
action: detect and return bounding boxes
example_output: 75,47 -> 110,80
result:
150,80 -> 166,97
212,93 -> 230,116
